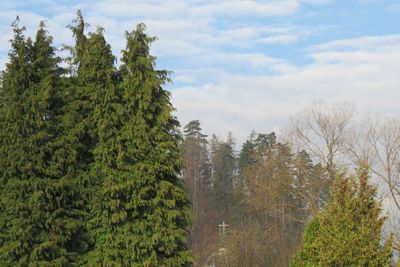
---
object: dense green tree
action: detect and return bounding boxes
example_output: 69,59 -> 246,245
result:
86,23 -> 191,266
211,134 -> 236,221
237,132 -> 278,176
0,18 -> 32,187
64,10 -> 95,170
237,132 -> 257,174
66,10 -> 88,75
291,165 -> 394,267
0,20 -> 82,265
78,28 -> 123,264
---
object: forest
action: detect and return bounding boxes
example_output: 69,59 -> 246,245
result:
0,11 -> 399,267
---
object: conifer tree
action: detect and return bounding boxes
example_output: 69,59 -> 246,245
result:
182,120 -> 211,205
87,23 -> 191,266
66,10 -> 88,75
211,133 -> 236,221
291,164 -> 394,266
0,20 -> 82,265
181,120 -> 216,264
64,10 -> 94,169
74,28 -> 123,264
0,18 -> 35,264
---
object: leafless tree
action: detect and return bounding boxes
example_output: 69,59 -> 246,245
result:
345,115 -> 400,251
346,115 -> 400,210
284,101 -> 355,180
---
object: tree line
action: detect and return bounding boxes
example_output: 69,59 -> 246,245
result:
182,103 -> 400,266
0,12 -> 190,266
0,11 -> 399,267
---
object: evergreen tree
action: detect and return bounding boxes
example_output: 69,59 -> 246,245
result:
87,23 -> 191,266
182,120 -> 211,204
64,10 -> 94,170
238,131 -> 257,175
237,132 -> 277,176
181,120 -> 216,265
291,164 -> 394,267
211,134 -> 236,221
75,27 -> 124,264
292,150 -> 328,217
0,20 -> 81,265
0,21 -> 32,264
66,10 -> 88,75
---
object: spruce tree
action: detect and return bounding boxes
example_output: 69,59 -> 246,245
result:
0,20 -> 82,265
86,23 -> 191,266
291,164 -> 394,266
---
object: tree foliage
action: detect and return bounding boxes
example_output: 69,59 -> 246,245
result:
291,164 -> 394,267
0,19 -> 82,265
0,13 -> 191,266
83,23 -> 191,266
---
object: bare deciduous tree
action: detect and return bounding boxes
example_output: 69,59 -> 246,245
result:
285,101 -> 355,180
346,115 -> 400,209
346,115 -> 400,251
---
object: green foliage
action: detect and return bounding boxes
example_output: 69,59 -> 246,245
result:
84,23 -> 191,266
211,134 -> 236,221
0,13 -> 191,266
291,165 -> 394,267
0,19 -> 82,265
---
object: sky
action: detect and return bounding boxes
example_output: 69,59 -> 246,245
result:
1,0 -> 400,145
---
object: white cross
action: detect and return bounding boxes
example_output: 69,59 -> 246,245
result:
218,221 -> 229,234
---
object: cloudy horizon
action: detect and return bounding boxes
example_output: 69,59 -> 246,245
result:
1,0 -> 399,145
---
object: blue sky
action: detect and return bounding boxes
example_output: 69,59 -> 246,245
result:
1,0 -> 400,143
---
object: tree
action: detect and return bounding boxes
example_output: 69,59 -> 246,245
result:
86,23 -> 191,266
346,114 -> 400,250
65,10 -> 88,76
0,20 -> 82,265
181,120 -> 216,265
211,134 -> 236,222
292,150 -> 328,218
182,120 -> 211,213
292,164 -> 394,267
230,132 -> 331,266
64,26 -> 123,264
285,101 -> 354,180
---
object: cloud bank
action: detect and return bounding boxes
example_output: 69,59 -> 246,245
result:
0,0 -> 399,144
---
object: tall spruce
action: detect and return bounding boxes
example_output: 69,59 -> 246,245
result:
86,23 -> 191,266
291,164 -> 394,266
0,20 -> 81,265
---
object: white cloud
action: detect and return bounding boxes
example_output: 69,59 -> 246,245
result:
191,0 -> 300,17
171,34 -> 400,143
310,34 -> 400,52
0,0 -> 399,147
92,0 -> 300,19
301,0 -> 334,4
256,34 -> 299,44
